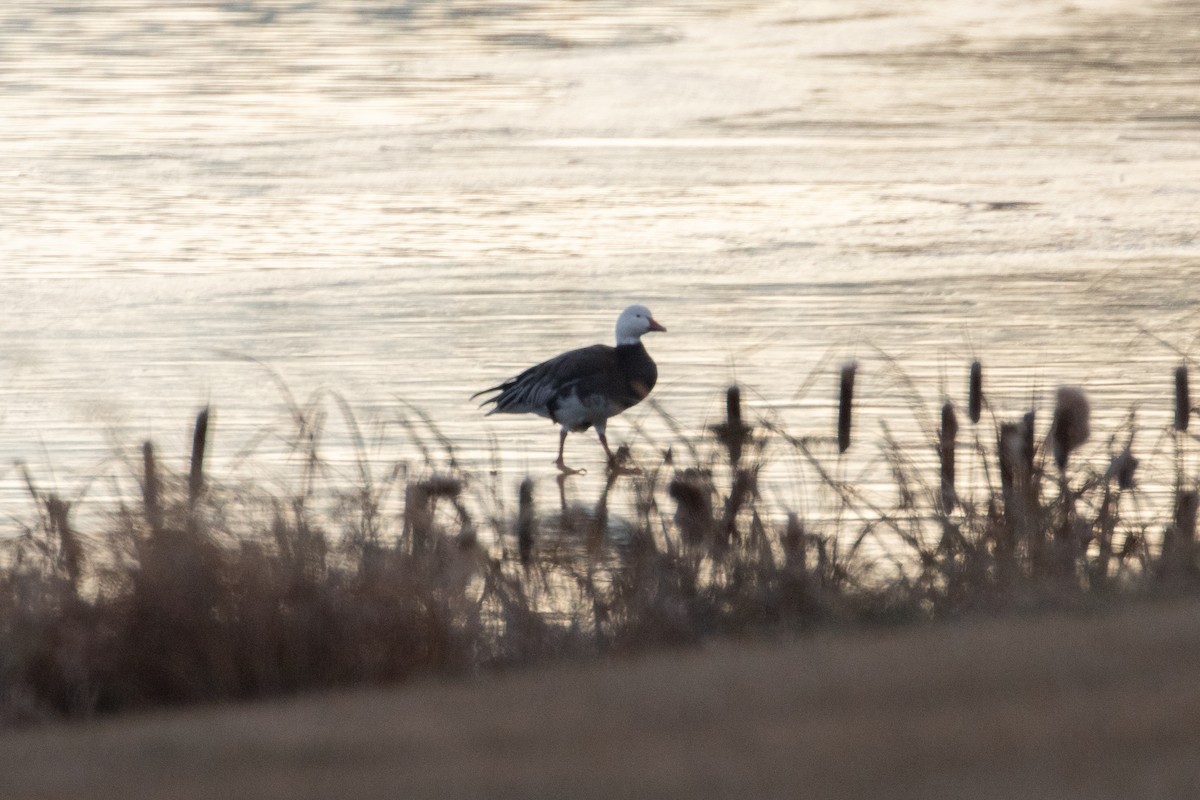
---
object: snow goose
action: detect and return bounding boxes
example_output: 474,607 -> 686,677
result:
473,305 -> 666,473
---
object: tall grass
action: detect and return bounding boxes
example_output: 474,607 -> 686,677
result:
1,363 -> 1198,726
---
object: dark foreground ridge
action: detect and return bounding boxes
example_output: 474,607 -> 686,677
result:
2,598 -> 1199,799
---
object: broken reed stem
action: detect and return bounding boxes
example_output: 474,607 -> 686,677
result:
838,362 -> 857,454
998,412 -> 1038,575
939,400 -> 958,514
783,512 -> 806,572
142,441 -> 163,536
968,360 -> 983,424
1176,365 -> 1190,432
46,494 -> 82,593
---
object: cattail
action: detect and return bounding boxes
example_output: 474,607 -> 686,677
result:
517,477 -> 535,566
968,360 -> 983,424
838,361 -> 857,454
939,400 -> 958,514
1175,365 -> 1190,432
1051,386 -> 1091,471
715,385 -> 751,466
189,406 -> 210,506
726,385 -> 743,430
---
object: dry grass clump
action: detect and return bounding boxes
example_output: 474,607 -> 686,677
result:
0,415 -> 481,723
2,362 -> 1200,726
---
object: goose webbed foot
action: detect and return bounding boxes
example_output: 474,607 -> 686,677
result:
554,458 -> 586,476
607,461 -> 642,477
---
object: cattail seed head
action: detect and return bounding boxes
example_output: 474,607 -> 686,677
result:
726,385 -> 742,429
838,361 -> 857,454
1051,386 -> 1091,471
189,406 -> 210,505
939,400 -> 958,514
968,360 -> 983,424
711,385 -> 752,466
1175,365 -> 1190,432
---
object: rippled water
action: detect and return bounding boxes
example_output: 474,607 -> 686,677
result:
2,0 -> 1199,525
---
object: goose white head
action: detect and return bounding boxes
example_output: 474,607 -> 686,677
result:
615,304 -> 666,346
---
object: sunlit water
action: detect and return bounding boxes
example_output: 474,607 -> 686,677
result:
2,0 -> 1199,537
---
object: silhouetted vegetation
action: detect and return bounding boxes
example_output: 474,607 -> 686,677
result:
2,362 -> 1199,726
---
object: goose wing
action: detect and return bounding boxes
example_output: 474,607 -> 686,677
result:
473,344 -> 619,415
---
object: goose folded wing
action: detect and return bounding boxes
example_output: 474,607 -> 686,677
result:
476,345 -> 620,413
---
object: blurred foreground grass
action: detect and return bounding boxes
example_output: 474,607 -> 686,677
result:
2,596 -> 1198,799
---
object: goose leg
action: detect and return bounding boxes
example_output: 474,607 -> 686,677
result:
598,431 -> 614,462
554,426 -> 585,475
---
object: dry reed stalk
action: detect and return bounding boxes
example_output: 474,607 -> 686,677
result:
404,483 -> 433,552
1110,447 -> 1138,491
1160,490 -> 1199,580
1051,386 -> 1091,472
719,469 -> 757,547
998,412 -> 1040,573
1021,411 -> 1036,471
668,469 -> 712,545
999,415 -> 1036,488
517,477 -> 534,566
142,441 -> 163,536
45,494 -> 82,592
1092,471 -> 1123,591
939,400 -> 958,514
783,512 -> 806,572
968,360 -> 982,424
404,476 -> 463,553
838,362 -> 857,454
1176,365 -> 1190,432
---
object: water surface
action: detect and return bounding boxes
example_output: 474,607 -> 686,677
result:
2,0 -> 1198,527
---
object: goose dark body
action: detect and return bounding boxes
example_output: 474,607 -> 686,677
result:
473,305 -> 666,472
486,342 -> 657,426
